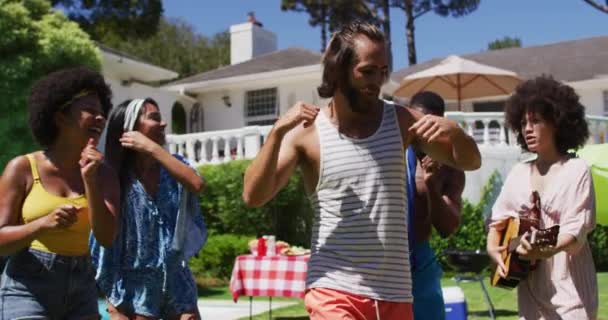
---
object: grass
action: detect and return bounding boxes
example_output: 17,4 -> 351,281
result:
199,273 -> 607,320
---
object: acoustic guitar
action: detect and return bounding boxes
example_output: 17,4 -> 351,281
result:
491,191 -> 560,289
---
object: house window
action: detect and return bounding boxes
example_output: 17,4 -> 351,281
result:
189,103 -> 203,133
245,88 -> 278,125
603,91 -> 608,116
247,119 -> 277,126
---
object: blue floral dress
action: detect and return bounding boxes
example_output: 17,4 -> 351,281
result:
90,155 -> 207,317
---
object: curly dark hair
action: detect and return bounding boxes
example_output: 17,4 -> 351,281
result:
27,66 -> 112,147
317,21 -> 386,98
505,75 -> 589,154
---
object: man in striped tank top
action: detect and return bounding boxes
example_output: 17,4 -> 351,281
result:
243,22 -> 481,320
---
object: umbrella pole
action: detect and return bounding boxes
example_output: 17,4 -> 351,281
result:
457,74 -> 462,111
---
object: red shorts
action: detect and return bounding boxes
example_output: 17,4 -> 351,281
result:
304,287 -> 413,320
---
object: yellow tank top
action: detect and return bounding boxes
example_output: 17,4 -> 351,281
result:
21,154 -> 90,256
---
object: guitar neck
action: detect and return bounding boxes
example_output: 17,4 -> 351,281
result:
508,234 -> 531,253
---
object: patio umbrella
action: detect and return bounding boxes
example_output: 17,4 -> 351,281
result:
393,55 -> 522,110
577,143 -> 608,226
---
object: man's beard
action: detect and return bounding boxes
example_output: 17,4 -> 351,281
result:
343,81 -> 378,114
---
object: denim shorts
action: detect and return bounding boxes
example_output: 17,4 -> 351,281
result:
0,248 -> 99,319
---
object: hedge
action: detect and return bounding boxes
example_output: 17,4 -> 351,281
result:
188,233 -> 251,280
194,162 -> 608,274
197,160 -> 312,247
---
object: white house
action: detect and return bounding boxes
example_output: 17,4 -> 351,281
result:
165,22 -> 608,134
159,22 -> 608,203
164,22 -> 324,134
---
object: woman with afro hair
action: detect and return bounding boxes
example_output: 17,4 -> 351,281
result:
0,66 -> 119,319
486,76 -> 598,319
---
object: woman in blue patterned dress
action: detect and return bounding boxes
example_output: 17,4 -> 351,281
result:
90,98 -> 207,319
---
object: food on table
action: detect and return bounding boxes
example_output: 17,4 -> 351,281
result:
280,246 -> 311,256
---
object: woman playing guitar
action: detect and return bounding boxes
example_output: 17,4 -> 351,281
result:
486,76 -> 598,319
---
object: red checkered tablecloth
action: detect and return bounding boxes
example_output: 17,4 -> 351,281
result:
229,254 -> 310,301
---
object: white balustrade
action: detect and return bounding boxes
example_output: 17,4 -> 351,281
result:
498,119 -> 507,146
446,112 -> 507,146
166,126 -> 273,166
235,135 -> 244,160
166,113 -> 608,166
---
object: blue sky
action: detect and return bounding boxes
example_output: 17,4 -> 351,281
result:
164,1 -> 606,71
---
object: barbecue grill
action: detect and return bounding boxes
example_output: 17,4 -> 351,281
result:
444,249 -> 496,320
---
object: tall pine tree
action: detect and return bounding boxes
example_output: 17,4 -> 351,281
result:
281,0 -> 376,52
391,0 -> 479,65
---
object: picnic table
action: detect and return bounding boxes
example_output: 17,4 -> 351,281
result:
229,254 -> 310,319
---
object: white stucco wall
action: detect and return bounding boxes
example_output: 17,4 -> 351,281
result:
104,77 -> 179,133
199,91 -> 246,131
575,85 -> 608,116
569,78 -> 608,117
197,76 -> 326,132
578,88 -> 604,116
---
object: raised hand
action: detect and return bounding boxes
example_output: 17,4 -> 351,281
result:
80,138 -> 103,182
409,114 -> 460,144
274,101 -> 320,135
420,156 -> 441,188
38,205 -> 80,230
120,131 -> 157,154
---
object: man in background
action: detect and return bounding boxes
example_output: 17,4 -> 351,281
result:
405,91 -> 465,320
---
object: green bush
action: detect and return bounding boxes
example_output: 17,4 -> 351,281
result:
188,233 -> 251,280
197,160 -> 313,247
0,0 -> 100,168
429,171 -> 500,271
194,162 -> 607,275
589,225 -> 608,271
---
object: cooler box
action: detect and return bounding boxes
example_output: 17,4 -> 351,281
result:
443,286 -> 467,320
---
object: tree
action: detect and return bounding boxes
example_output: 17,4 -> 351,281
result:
582,0 -> 608,14
488,36 -> 521,50
0,0 -> 101,168
391,0 -> 480,65
51,0 -> 163,41
281,0 -> 329,52
281,0 -> 376,52
100,17 -> 230,79
367,0 -> 393,70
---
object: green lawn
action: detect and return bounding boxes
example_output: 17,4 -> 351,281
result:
199,273 -> 607,320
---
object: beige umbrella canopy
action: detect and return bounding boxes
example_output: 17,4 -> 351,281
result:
393,55 -> 522,110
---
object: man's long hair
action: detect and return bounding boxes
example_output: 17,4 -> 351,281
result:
317,21 -> 386,99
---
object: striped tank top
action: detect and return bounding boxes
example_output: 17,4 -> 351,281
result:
307,101 -> 412,302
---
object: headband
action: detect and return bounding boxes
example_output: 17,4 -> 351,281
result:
123,98 -> 146,131
59,90 -> 93,111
